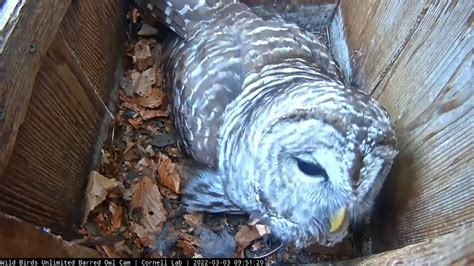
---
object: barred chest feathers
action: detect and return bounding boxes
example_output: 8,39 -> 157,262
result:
138,0 -> 398,248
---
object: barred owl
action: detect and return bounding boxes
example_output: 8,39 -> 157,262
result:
137,0 -> 398,248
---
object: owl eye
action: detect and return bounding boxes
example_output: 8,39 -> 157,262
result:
295,158 -> 328,180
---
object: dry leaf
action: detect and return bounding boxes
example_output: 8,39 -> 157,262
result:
151,45 -> 163,67
137,88 -> 166,108
130,222 -> 158,247
122,101 -> 141,113
123,142 -> 137,157
154,67 -> 164,88
100,245 -> 121,258
235,225 -> 261,252
113,240 -> 127,257
134,39 -> 154,71
255,224 -> 271,236
159,186 -> 179,199
120,77 -> 134,96
167,147 -> 183,158
134,39 -> 152,60
177,231 -> 198,257
145,145 -> 155,156
132,176 -> 167,233
138,157 -> 151,166
164,120 -> 175,133
83,171 -> 121,224
128,117 -> 143,129
133,68 -> 155,96
109,202 -> 123,232
141,109 -> 168,120
184,213 -> 203,229
95,213 -> 106,224
157,153 -> 181,194
145,124 -> 162,136
131,8 -> 140,23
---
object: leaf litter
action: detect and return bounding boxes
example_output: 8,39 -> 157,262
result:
78,7 -> 355,263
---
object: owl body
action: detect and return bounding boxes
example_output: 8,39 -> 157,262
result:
139,0 -> 398,248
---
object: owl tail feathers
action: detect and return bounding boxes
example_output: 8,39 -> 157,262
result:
180,167 -> 242,213
135,0 -> 237,41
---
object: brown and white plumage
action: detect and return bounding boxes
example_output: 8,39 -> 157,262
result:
137,0 -> 398,249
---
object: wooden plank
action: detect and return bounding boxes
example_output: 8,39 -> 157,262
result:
336,0 -> 429,91
0,0 -> 71,176
0,0 -> 126,236
372,0 -> 473,248
59,0 -> 127,105
56,0 -> 128,188
52,30 -> 109,121
338,224 -> 474,265
0,42 -> 103,237
0,212 -> 100,258
339,0 -> 473,252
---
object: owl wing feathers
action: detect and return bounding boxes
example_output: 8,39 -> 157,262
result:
136,0 -> 238,41
162,30 -> 244,167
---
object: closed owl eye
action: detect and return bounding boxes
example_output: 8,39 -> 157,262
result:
295,157 -> 328,180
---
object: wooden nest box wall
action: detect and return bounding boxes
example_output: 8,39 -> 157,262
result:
0,0 -> 472,262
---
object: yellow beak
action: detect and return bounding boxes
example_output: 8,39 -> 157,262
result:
330,207 -> 346,233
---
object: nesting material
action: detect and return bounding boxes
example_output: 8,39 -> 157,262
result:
78,7 -> 355,263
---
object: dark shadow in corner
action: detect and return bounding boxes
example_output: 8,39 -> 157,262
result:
365,140 -> 417,254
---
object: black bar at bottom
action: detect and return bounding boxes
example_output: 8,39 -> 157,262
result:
0,258 -> 266,266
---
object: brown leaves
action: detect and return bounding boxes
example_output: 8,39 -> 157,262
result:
177,232 -> 198,257
235,225 -> 262,254
255,224 -> 271,236
80,8 -> 198,259
118,36 -> 168,133
130,223 -> 157,247
157,153 -> 182,194
141,109 -> 169,120
184,213 -> 203,229
136,88 -> 166,109
83,171 -> 121,224
133,39 -> 154,71
109,202 -> 123,232
131,176 -> 167,233
132,69 -> 153,96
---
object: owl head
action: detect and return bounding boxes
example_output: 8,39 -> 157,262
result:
219,74 -> 398,248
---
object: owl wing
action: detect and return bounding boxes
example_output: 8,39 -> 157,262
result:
163,32 -> 243,167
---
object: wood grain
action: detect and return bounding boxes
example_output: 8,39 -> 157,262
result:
0,0 -> 126,236
339,224 -> 473,265
373,0 -> 473,248
0,212 -> 99,258
340,0 -> 474,252
59,0 -> 128,105
337,0 -> 429,91
0,45 -> 102,236
0,0 -> 71,177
